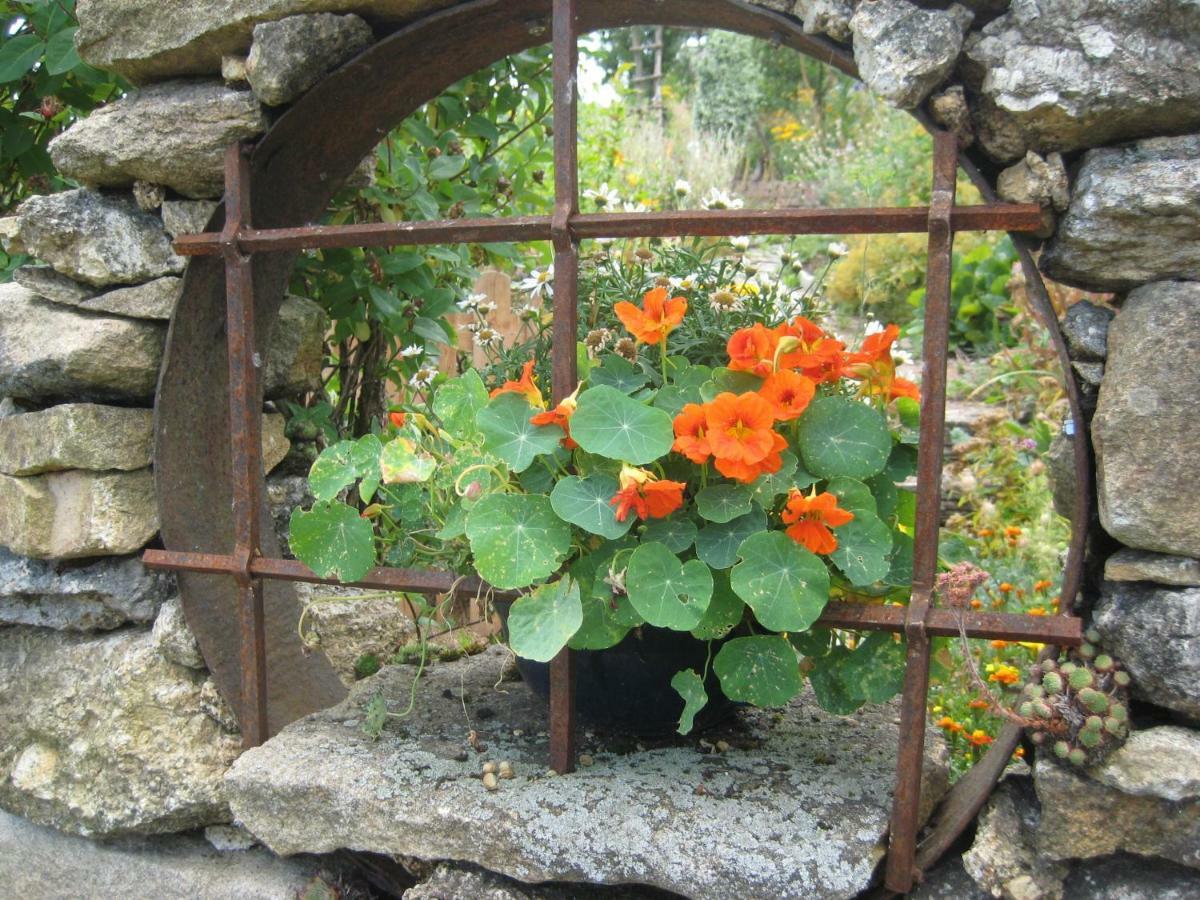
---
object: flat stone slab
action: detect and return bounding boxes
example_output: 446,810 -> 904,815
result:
227,646 -> 949,900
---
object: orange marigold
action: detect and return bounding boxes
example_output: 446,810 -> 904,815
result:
968,729 -> 994,747
490,360 -> 545,408
614,286 -> 687,345
988,665 -> 1020,685
609,465 -> 686,522
781,489 -> 855,555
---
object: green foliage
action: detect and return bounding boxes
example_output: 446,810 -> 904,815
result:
569,385 -> 675,465
671,668 -> 708,736
909,236 -> 1022,352
713,635 -> 803,707
464,493 -> 570,589
729,531 -> 828,633
506,577 -> 583,663
625,542 -> 713,630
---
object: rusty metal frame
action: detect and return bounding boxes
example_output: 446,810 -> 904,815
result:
145,0 -> 1090,893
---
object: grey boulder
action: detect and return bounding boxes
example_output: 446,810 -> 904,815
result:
851,0 -> 971,109
245,14 -> 374,106
0,403 -> 153,476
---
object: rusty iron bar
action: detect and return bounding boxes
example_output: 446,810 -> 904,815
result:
220,142 -> 270,749
883,130 -> 960,895
547,0 -> 580,777
143,549 -> 1079,645
170,204 -> 1044,256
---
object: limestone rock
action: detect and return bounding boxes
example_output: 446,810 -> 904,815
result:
266,295 -> 329,398
11,265 -> 95,306
962,775 -> 1068,900
49,81 -> 267,199
0,468 -> 158,560
161,199 -> 219,238
14,189 -> 183,286
1091,726 -> 1200,803
0,626 -> 241,836
403,861 -> 643,900
153,595 -> 207,669
0,404 -> 153,476
1034,733 -> 1200,868
1092,282 -> 1200,558
851,0 -> 970,109
964,1 -> 1200,162
0,809 -> 317,899
996,151 -> 1068,212
1045,425 -> 1075,522
1041,135 -> 1200,292
300,587 -> 416,683
0,215 -> 24,254
74,1 -> 460,84
794,1 -> 856,43
205,823 -> 259,852
221,54 -> 249,84
79,277 -> 182,319
245,14 -> 374,107
1060,300 -> 1112,363
1092,582 -> 1200,720
1061,853 -> 1200,899
132,180 -> 167,210
226,646 -> 950,900
1104,549 -> 1200,587
0,548 -> 171,631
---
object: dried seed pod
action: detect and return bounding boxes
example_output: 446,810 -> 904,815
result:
482,772 -> 499,791
498,761 -> 515,779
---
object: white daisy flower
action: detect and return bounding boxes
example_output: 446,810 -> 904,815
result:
476,299 -> 498,315
460,292 -> 488,312
399,344 -> 424,358
795,268 -> 815,290
583,183 -> 621,209
730,235 -> 751,252
827,241 -> 850,257
409,366 -> 437,388
621,200 -> 650,214
669,275 -> 698,292
864,319 -> 887,336
674,179 -> 691,198
702,187 -> 744,211
515,265 -> 554,302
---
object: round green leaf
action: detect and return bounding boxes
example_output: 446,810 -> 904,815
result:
695,508 -> 766,569
695,484 -> 754,523
640,514 -> 697,553
808,647 -> 866,715
829,512 -> 894,586
308,434 -> 382,502
476,393 -> 563,473
465,494 -> 571,589
839,632 -> 907,704
550,475 -> 632,539
568,591 -> 633,650
588,354 -> 648,394
289,500 -> 376,583
433,369 -> 488,436
690,569 -> 746,640
713,635 -> 802,707
569,385 -> 675,464
825,476 -> 877,516
626,542 -> 712,630
508,578 -> 583,663
671,669 -> 709,735
796,395 -> 891,480
380,437 -> 435,485
730,532 -> 829,632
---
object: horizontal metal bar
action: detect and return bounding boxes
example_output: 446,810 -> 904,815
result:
143,550 -> 1080,644
172,204 -> 1045,256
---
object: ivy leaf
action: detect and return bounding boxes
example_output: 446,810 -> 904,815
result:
289,500 -> 376,583
695,484 -> 754,523
569,385 -> 674,465
690,568 -> 746,640
433,369 -> 488,436
796,395 -> 891,480
508,578 -> 583,662
550,474 -> 632,540
476,393 -> 563,473
640,514 -> 697,553
808,647 -> 865,715
730,532 -> 829,632
671,669 -> 708,735
626,542 -> 713,630
379,437 -> 435,486
713,635 -> 802,707
465,493 -> 571,589
694,507 -> 766,569
830,511 -> 894,586
840,632 -> 907,703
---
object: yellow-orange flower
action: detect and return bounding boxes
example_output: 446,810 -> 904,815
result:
779,316 -> 845,382
758,369 -> 816,421
530,385 -> 580,448
969,698 -> 990,710
704,391 -> 778,465
843,322 -> 920,401
490,360 -> 545,408
614,286 -> 687,345
672,403 -> 711,465
988,665 -> 1020,685
781,489 -> 855,555
726,323 -> 780,377
714,431 -> 786,483
608,465 -> 686,522
968,729 -> 993,746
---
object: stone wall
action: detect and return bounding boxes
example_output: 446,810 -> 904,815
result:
0,0 -> 1197,897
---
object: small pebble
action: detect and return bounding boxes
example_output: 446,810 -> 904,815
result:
498,761 -> 515,779
716,740 -> 731,753
482,761 -> 498,775
578,754 -> 594,767
482,772 -> 499,791
453,750 -> 469,763
512,729 -> 524,738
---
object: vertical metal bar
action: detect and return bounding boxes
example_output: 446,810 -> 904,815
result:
221,142 -> 269,748
885,130 -> 959,894
548,0 -> 579,776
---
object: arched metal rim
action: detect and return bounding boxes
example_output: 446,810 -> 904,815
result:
154,0 -> 1090,889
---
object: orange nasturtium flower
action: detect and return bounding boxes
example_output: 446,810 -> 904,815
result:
726,323 -> 781,377
758,369 -> 816,421
609,465 -> 686,522
843,323 -> 920,401
704,391 -> 778,465
672,403 -> 712,465
530,385 -> 581,449
388,410 -> 407,428
781,489 -> 854,555
779,316 -> 845,380
614,286 -> 687,345
490,360 -> 545,408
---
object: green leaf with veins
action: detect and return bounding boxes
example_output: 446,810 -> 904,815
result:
690,568 -> 746,640
551,475 -> 632,539
839,632 -> 907,703
671,669 -> 709,735
808,646 -> 865,715
476,393 -> 563,473
507,578 -> 583,662
309,434 -> 382,502
796,395 -> 891,480
695,484 -> 754,523
830,511 -> 894,586
641,514 -> 697,553
433,369 -> 489,436
626,542 -> 713,630
730,532 -> 829,632
569,385 -> 675,464
714,636 -> 803,707
289,500 -> 376,582
695,508 -> 766,569
465,494 -> 570,589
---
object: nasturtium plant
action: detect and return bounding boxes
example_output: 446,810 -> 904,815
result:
291,261 -> 922,734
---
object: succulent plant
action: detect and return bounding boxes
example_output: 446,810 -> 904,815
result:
1043,672 -> 1064,694
1068,667 -> 1094,690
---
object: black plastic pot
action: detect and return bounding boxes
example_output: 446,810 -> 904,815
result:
495,599 -> 736,736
